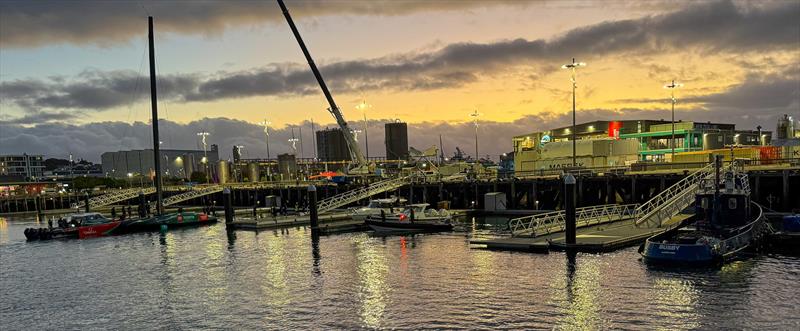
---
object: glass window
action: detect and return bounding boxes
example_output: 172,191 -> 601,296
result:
728,198 -> 737,209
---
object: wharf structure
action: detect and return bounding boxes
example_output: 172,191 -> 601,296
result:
101,146 -> 220,180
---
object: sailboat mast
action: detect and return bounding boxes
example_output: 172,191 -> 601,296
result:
148,16 -> 164,215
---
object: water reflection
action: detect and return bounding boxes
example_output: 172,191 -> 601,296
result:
352,234 -> 390,329
311,231 -> 321,276
262,231 -> 290,311
651,277 -> 700,329
551,252 -> 606,329
0,217 -> 8,245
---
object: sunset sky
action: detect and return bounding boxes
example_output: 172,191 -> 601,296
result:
1,0 -> 798,161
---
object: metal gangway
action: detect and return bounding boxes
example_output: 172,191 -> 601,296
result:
314,175 -> 416,214
163,185 -> 224,206
634,161 -> 734,228
73,187 -> 157,210
509,204 -> 638,237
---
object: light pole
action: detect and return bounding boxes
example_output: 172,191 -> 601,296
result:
470,110 -> 480,161
356,100 -> 372,160
260,119 -> 271,160
664,80 -> 683,160
562,58 -> 586,168
196,131 -> 210,182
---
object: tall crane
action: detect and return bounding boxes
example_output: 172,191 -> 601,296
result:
276,0 -> 368,173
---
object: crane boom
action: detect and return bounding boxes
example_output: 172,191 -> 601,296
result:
276,0 -> 367,167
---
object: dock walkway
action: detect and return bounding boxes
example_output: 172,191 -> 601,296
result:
471,214 -> 690,253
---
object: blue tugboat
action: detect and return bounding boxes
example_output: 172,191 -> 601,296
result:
641,158 -> 769,266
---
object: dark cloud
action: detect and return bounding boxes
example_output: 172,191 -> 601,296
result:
0,0 -> 531,48
2,0 -> 797,114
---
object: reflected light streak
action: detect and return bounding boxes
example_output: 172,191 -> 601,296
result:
263,232 -> 290,310
652,277 -> 700,329
352,234 -> 389,329
550,256 -> 606,329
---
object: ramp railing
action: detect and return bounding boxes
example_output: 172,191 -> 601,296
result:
73,187 -> 157,210
509,203 -> 638,237
163,186 -> 224,206
634,162 -> 733,228
314,175 -> 416,214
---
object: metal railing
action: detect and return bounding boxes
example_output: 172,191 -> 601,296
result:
509,203 -> 638,237
314,175 -> 416,214
163,186 -> 225,206
73,187 -> 157,210
634,162 -> 733,228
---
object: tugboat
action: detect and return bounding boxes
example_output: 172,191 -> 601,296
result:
641,158 -> 769,266
24,213 -> 123,241
365,203 -> 453,233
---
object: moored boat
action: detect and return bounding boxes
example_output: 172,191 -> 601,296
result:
351,197 -> 407,221
365,203 -> 453,232
24,213 -> 123,241
641,160 -> 770,266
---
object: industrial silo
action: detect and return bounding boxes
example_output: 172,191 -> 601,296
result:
218,160 -> 230,184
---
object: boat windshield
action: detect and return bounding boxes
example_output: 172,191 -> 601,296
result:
74,214 -> 107,226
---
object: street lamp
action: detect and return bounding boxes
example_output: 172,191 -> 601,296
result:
351,129 -> 362,142
664,80 -> 683,160
562,58 -> 586,168
470,110 -> 480,161
259,119 -> 271,159
356,100 -> 372,160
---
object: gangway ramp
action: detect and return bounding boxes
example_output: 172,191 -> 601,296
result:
73,187 -> 157,210
315,175 -> 416,214
163,185 -> 224,206
635,161 -> 733,228
508,204 -> 638,237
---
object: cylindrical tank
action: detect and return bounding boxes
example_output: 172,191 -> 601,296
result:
218,160 -> 230,184
248,163 -> 260,182
182,154 -> 194,179
777,114 -> 795,140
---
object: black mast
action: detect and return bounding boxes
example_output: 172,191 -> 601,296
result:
148,16 -> 163,215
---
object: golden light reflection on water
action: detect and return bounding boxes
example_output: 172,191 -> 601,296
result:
651,277 -> 700,330
0,217 -> 8,245
352,234 -> 389,329
262,231 -> 290,310
203,226 -> 226,303
550,255 -> 606,330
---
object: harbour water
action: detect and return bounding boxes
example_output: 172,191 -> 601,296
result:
1,216 -> 798,330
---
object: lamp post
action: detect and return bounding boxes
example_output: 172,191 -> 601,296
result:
356,100 -> 372,160
260,119 -> 271,160
197,131 -> 210,183
562,58 -> 586,168
664,80 -> 683,160
470,110 -> 480,161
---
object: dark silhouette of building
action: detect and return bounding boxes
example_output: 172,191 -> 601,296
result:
316,128 -> 350,162
385,121 -> 408,160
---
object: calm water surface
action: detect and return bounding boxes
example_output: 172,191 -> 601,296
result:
1,216 -> 798,330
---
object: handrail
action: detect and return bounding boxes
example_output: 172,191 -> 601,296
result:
163,186 -> 224,206
313,174 -> 417,214
634,162 -> 733,228
509,203 -> 638,237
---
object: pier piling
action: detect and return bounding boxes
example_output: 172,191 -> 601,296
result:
308,185 -> 319,232
564,174 -> 577,245
223,188 -> 234,225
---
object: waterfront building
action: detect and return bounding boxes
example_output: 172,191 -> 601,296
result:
0,154 -> 45,181
100,146 -> 219,179
385,121 -> 409,160
620,121 -> 771,161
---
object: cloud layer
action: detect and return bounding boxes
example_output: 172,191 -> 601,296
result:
0,0 -> 531,48
2,0 -> 797,116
